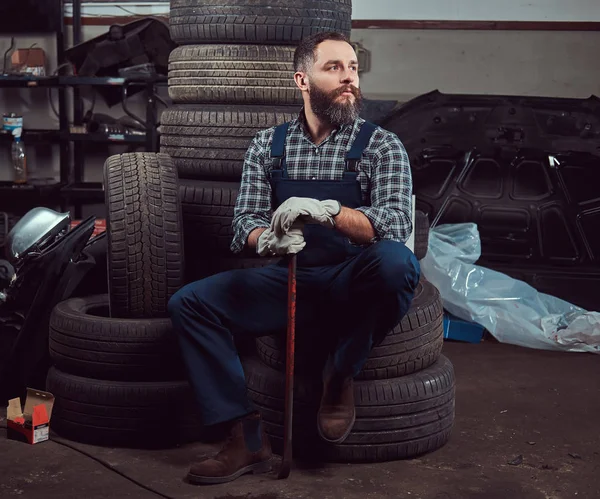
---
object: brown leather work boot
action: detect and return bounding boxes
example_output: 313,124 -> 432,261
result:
317,370 -> 356,443
187,411 -> 272,485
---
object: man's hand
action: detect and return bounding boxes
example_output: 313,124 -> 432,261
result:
271,197 -> 341,236
256,223 -> 306,256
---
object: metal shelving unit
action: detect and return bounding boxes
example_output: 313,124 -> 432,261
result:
0,0 -> 166,216
0,73 -> 166,207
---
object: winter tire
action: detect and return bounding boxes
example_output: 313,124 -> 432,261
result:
168,45 -> 301,106
104,152 -> 184,318
49,295 -> 185,381
243,354 -> 456,462
169,0 -> 352,45
255,278 -> 444,380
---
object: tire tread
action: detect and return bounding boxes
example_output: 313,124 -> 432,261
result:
104,153 -> 184,318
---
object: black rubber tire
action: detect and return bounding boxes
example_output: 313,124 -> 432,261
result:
255,278 -> 444,380
185,256 -> 282,283
46,367 -> 206,448
160,104 -> 299,180
179,179 -> 277,280
414,210 -> 430,260
169,0 -> 352,45
179,179 -> 239,254
48,294 -> 185,382
243,355 -> 455,463
168,45 -> 301,106
104,152 -> 184,318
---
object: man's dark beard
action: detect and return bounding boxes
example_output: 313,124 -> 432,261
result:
308,83 -> 363,127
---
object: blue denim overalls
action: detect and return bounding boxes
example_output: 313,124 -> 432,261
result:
168,120 -> 420,426
269,120 -> 377,267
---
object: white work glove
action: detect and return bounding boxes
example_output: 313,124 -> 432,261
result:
271,197 -> 341,236
256,224 -> 306,256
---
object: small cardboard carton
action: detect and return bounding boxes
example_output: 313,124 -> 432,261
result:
7,388 -> 55,444
11,48 -> 47,76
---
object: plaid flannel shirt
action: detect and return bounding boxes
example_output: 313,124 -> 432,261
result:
230,110 -> 413,253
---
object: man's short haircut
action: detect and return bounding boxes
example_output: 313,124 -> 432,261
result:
293,31 -> 352,74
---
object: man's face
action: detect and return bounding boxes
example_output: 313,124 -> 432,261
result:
305,40 -> 363,126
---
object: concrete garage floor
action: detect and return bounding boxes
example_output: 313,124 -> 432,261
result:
1,340 -> 599,499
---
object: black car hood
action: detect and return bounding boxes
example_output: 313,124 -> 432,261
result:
380,89 -> 600,156
379,90 -> 600,311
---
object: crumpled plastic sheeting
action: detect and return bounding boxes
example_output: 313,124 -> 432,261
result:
419,223 -> 600,354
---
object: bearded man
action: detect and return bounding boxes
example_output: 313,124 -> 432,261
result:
168,31 -> 420,485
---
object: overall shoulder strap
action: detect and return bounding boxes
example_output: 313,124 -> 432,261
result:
270,122 -> 290,170
346,121 -> 377,172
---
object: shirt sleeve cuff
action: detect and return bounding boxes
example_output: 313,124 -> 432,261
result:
355,206 -> 393,242
231,218 -> 270,254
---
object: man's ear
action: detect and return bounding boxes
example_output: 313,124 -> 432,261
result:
294,71 -> 309,91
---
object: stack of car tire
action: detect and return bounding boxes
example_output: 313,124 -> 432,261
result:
44,0 -> 457,461
163,0 -> 355,279
163,0 -> 455,462
45,153 -> 209,447
251,275 -> 456,462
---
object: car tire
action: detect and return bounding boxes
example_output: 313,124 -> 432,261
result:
179,179 -> 276,280
104,152 -> 184,318
168,45 -> 301,106
244,354 -> 456,462
46,366 -> 206,447
179,179 -> 239,254
160,105 -> 299,181
185,256 -> 283,283
414,210 -> 429,260
169,0 -> 352,45
48,294 -> 185,382
255,277 -> 444,380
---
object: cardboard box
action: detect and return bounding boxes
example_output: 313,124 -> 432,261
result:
11,48 -> 47,76
7,388 -> 55,444
443,312 -> 485,344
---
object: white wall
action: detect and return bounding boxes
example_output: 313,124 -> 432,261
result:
66,0 -> 600,21
351,0 -> 600,21
354,28 -> 600,101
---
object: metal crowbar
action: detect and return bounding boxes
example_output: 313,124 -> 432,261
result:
278,253 -> 297,479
